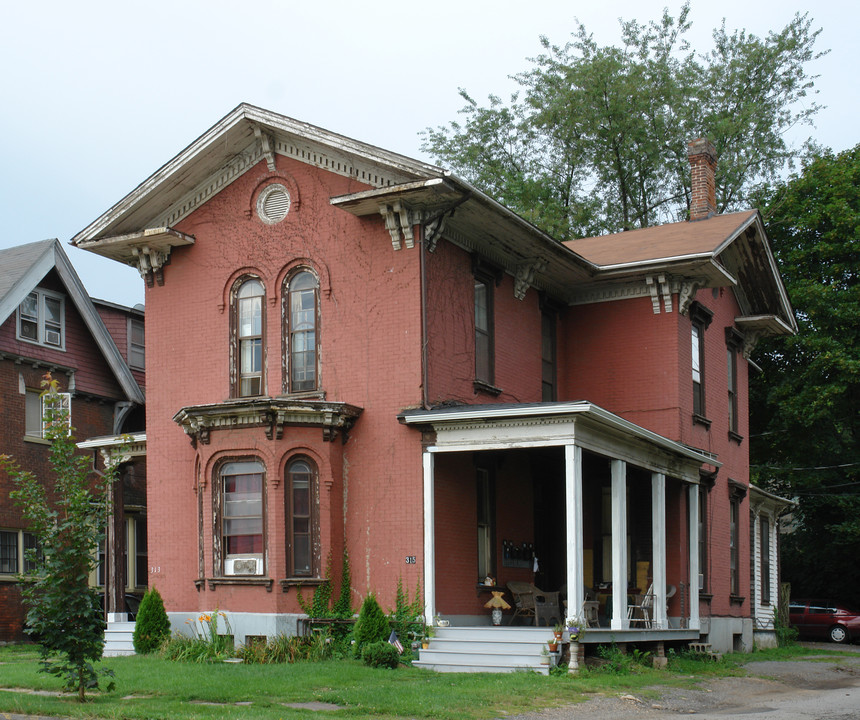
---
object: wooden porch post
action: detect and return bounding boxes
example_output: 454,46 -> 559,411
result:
610,459 -> 628,630
564,444 -> 584,624
423,450 -> 436,625
651,472 -> 667,628
105,463 -> 125,621
688,483 -> 700,630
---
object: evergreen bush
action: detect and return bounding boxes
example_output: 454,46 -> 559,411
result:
352,593 -> 389,655
361,640 -> 400,669
133,587 -> 171,654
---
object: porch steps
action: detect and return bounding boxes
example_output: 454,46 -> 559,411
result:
413,627 -> 556,674
103,619 -> 136,657
686,641 -> 722,661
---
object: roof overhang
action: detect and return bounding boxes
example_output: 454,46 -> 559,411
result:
332,176 -> 597,299
77,432 -> 147,466
399,401 -> 719,483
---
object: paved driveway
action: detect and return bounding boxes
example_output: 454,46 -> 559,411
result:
507,643 -> 860,720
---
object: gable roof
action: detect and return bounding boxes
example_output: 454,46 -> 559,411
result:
0,239 -> 145,405
70,103 -> 597,296
565,211 -> 796,334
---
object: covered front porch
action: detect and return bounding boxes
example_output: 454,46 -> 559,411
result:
400,402 -> 717,642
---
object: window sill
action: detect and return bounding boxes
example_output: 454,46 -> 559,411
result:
473,380 -> 502,397
730,595 -> 746,606
728,431 -> 744,445
692,413 -> 712,429
698,592 -> 713,604
196,577 -> 274,592
278,390 -> 326,401
22,435 -> 52,446
280,577 -> 326,593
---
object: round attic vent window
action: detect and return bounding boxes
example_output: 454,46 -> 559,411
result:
257,184 -> 291,224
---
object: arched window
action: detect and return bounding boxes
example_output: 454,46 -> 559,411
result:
286,270 -> 319,393
219,459 -> 265,576
285,457 -> 318,577
235,278 -> 264,397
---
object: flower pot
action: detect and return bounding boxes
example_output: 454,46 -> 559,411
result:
548,642 -> 559,652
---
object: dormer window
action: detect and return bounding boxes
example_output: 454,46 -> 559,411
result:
17,289 -> 64,349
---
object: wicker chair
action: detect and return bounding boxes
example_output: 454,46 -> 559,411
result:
507,581 -> 561,626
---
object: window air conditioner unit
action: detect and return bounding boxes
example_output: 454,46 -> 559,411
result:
225,557 -> 262,576
45,330 -> 62,346
698,573 -> 704,590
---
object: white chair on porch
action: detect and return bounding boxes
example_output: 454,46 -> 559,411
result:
627,583 -> 654,627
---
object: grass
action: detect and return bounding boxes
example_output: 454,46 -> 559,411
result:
0,643 -> 854,720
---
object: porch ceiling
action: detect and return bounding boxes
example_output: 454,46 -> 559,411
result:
398,401 -> 719,482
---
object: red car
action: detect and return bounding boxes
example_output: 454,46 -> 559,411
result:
789,599 -> 860,644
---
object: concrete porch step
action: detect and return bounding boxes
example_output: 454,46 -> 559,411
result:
103,620 -> 137,657
413,626 -> 559,674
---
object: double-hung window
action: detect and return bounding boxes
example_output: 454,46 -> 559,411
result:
286,271 -> 319,393
0,530 -> 40,575
689,303 -> 713,421
235,279 -> 264,397
726,328 -> 744,440
25,389 -> 71,438
18,289 -> 64,349
128,317 -> 145,369
220,460 -> 264,576
760,517 -> 771,604
474,278 -> 494,386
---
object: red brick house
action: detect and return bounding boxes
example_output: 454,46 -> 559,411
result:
72,105 -> 795,663
0,240 -> 146,642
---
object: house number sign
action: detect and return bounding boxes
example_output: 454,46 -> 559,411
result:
405,556 -> 416,564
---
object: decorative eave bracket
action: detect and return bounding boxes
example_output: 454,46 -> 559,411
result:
253,124 -> 277,172
514,258 -> 548,301
379,201 -> 414,250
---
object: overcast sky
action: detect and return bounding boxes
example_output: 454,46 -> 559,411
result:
1,0 -> 855,308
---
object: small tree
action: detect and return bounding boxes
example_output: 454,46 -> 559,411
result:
0,373 -> 117,701
133,587 -> 171,654
352,593 -> 389,656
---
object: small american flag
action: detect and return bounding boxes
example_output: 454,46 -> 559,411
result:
388,630 -> 404,654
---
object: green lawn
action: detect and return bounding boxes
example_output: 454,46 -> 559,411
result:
0,644 -> 844,720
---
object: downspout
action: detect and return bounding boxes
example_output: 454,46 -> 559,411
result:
419,223 -> 429,409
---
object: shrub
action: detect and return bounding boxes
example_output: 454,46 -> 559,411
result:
133,588 -> 171,654
362,640 -> 400,669
353,593 -> 389,655
237,632 -> 333,664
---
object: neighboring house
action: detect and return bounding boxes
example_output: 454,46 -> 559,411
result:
749,485 -> 795,648
71,104 -> 795,657
0,239 -> 146,642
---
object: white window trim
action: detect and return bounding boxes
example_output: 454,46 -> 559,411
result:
25,390 -> 72,440
17,288 -> 66,350
128,317 -> 145,370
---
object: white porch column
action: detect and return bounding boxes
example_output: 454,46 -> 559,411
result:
611,459 -> 628,630
688,483 -> 700,630
565,444 -> 584,623
651,472 -> 667,629
423,450 -> 436,625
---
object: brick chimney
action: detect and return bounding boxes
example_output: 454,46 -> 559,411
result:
687,138 -> 717,220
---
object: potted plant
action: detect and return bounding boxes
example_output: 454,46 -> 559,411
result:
552,621 -> 565,642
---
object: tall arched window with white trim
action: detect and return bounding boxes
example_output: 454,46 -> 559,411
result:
286,270 -> 319,393
235,278 -> 265,397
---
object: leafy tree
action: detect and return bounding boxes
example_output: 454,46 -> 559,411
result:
0,374 -> 116,701
422,3 -> 824,238
133,587 -> 171,654
751,145 -> 860,607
